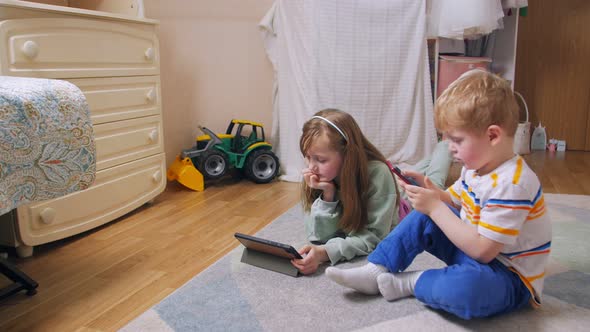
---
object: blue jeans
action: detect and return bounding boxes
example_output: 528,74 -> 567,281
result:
368,209 -> 531,319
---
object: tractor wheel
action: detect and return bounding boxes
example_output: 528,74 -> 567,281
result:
199,150 -> 228,180
244,149 -> 279,184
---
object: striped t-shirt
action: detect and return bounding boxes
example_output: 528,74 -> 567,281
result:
447,155 -> 552,305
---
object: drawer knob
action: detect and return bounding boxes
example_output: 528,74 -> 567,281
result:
148,129 -> 159,143
22,40 -> 39,59
146,89 -> 157,102
152,171 -> 162,183
40,208 -> 56,224
145,47 -> 154,61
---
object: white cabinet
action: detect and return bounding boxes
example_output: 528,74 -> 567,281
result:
0,18 -> 159,78
0,0 -> 165,256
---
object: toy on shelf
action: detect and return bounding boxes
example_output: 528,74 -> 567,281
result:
167,119 -> 280,191
531,122 -> 547,151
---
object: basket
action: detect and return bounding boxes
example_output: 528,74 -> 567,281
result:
513,91 -> 530,155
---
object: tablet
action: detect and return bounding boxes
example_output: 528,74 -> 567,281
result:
234,233 -> 303,259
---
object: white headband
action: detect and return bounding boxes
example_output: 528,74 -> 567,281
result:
312,115 -> 348,141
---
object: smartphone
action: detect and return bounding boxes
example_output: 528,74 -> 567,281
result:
386,161 -> 420,187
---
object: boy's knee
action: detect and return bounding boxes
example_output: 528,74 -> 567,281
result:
401,210 -> 431,224
416,269 -> 509,319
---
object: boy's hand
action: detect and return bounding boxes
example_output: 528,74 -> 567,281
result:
397,169 -> 425,187
291,244 -> 328,275
403,176 -> 445,215
302,168 -> 336,201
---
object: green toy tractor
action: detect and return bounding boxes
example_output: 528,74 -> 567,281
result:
167,119 -> 280,191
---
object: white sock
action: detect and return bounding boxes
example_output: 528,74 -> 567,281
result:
325,263 -> 387,295
377,270 -> 423,301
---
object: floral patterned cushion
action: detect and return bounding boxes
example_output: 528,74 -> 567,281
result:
0,76 -> 96,215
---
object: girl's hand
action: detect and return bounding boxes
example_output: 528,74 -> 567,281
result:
403,176 -> 445,215
302,168 -> 336,201
291,244 -> 329,275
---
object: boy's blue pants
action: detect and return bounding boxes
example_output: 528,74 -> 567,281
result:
368,209 -> 531,319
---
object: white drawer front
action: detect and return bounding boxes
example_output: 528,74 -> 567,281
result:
0,18 -> 158,78
68,76 -> 161,125
94,115 -> 164,170
16,153 -> 166,246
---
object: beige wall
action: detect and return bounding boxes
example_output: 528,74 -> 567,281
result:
143,0 -> 276,166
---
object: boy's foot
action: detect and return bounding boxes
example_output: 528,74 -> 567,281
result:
377,271 -> 423,301
325,263 -> 387,295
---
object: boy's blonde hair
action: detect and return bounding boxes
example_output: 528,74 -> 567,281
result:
300,109 -> 389,233
434,69 -> 519,136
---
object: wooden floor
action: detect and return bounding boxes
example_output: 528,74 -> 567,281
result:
1,150 -> 589,331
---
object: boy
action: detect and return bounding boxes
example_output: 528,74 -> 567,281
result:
325,69 -> 552,320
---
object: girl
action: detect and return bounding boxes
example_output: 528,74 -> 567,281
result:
291,109 -> 399,275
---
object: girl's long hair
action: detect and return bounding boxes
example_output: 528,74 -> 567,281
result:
300,109 -> 388,233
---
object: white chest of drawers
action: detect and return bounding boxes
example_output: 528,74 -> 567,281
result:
0,0 -> 166,256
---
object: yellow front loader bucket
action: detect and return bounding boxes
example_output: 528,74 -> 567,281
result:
167,155 -> 204,191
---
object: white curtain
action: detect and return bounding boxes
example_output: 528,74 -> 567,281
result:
426,0 -> 528,40
260,0 -> 437,182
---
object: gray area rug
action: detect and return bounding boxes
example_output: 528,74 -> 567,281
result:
121,194 -> 590,331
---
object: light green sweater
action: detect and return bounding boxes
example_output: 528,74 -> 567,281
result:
304,160 -> 398,264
